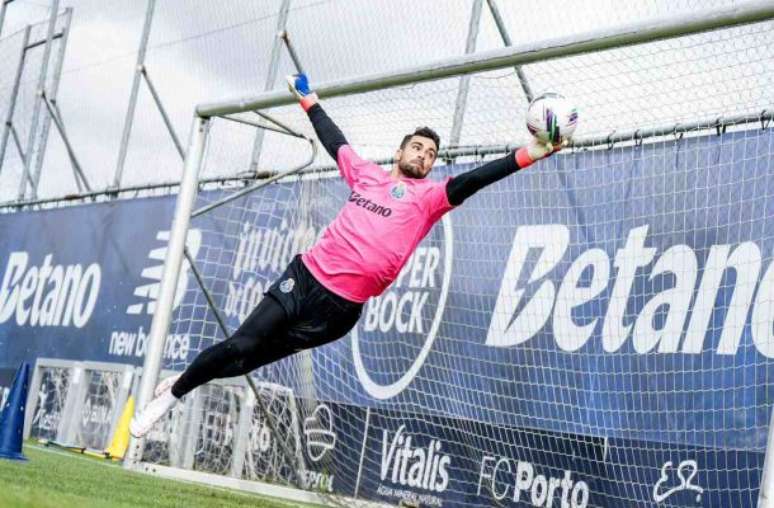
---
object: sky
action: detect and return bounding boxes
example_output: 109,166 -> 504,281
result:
0,0 -> 771,203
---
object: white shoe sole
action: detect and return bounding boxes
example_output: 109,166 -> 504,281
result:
129,376 -> 181,438
154,374 -> 181,398
129,391 -> 178,438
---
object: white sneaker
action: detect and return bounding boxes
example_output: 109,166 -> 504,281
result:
129,386 -> 179,438
154,374 -> 181,398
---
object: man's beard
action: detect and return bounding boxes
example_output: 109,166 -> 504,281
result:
398,160 -> 424,179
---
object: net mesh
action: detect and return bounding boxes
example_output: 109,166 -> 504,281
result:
74,369 -> 122,450
28,366 -> 70,443
136,13 -> 774,507
5,0 -> 769,203
0,13 -> 71,202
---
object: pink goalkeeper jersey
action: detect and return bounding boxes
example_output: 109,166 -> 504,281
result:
302,145 -> 454,303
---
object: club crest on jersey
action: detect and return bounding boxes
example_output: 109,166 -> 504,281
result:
390,182 -> 406,200
280,278 -> 295,293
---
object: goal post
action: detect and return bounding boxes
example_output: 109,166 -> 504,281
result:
124,115 -> 210,466
126,2 -> 774,506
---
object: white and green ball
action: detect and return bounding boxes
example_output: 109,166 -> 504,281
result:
526,92 -> 578,144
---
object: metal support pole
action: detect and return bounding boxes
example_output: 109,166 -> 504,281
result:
124,115 -> 209,470
449,0 -> 483,148
179,390 -> 202,469
57,365 -> 86,444
485,0 -> 534,102
24,31 -> 64,51
141,66 -> 185,160
0,24 -> 31,177
9,125 -> 26,166
249,0 -> 291,176
223,115 -> 299,136
0,0 -> 14,39
191,137 -> 316,218
113,0 -> 156,189
17,0 -> 59,200
279,30 -> 305,75
41,91 -> 91,191
230,384 -> 254,478
31,7 -> 72,187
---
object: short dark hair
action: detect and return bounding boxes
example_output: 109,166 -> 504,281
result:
400,127 -> 440,153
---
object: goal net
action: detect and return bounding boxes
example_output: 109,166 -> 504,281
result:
136,6 -> 774,507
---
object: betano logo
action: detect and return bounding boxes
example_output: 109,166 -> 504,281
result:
487,224 -> 774,357
126,230 -> 201,315
352,214 -> 453,400
0,252 -> 101,328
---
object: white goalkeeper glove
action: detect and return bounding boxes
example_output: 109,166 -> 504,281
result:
286,73 -> 318,112
515,137 -> 567,169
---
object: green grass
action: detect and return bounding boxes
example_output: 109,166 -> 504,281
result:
0,443 -> 317,508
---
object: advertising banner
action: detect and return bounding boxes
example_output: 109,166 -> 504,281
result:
2,129 -> 773,505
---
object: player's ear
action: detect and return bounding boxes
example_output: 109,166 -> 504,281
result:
394,148 -> 402,161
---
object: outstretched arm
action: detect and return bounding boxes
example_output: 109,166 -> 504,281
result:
306,104 -> 348,160
287,74 -> 348,160
446,139 -> 561,206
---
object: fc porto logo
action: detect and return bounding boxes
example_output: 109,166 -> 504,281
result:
390,182 -> 406,200
279,278 -> 295,293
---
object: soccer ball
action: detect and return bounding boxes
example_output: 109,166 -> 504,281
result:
526,92 -> 578,144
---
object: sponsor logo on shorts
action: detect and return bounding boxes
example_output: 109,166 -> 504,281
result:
280,278 -> 295,293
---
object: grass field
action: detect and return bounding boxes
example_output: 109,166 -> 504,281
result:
0,443 -> 319,508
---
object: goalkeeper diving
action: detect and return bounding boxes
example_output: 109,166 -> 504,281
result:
130,74 -> 564,437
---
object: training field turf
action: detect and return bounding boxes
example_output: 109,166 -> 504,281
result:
0,443 -> 318,508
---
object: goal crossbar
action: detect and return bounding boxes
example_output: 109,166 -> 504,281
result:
197,0 -> 774,118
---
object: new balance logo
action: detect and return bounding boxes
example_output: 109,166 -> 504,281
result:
126,230 -> 201,315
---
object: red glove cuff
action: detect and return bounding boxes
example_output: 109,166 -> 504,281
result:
515,147 -> 534,169
300,93 -> 319,112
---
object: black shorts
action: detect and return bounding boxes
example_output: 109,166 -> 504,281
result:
264,254 -> 363,350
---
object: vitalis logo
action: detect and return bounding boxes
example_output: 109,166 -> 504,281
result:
352,214 -> 453,400
487,224 -> 774,357
380,425 -> 451,493
126,229 -> 201,315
